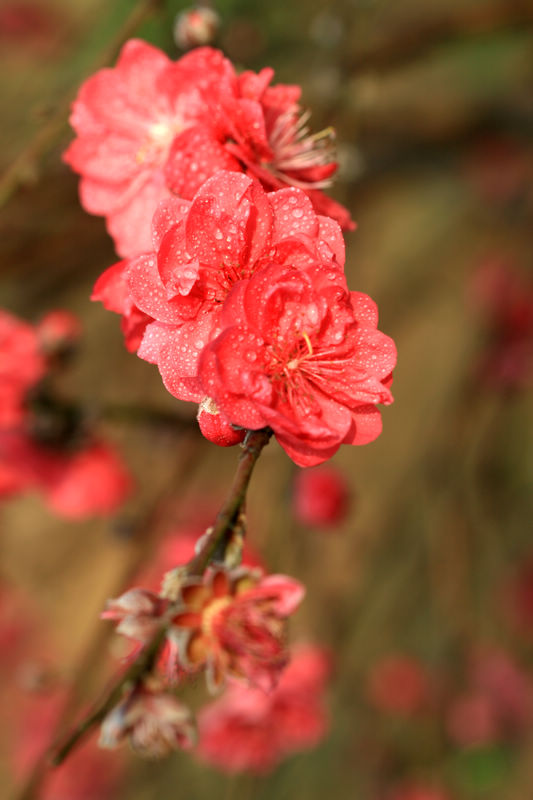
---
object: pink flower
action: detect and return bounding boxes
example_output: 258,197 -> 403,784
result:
0,310 -> 45,428
100,684 -> 195,758
197,645 -> 330,773
124,171 -> 346,406
91,260 -> 153,352
199,261 -> 395,466
64,41 -> 353,257
171,567 -> 305,692
42,440 -> 133,519
367,655 -> 430,717
292,465 -> 349,527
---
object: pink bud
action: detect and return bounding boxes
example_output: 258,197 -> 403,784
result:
173,7 -> 220,50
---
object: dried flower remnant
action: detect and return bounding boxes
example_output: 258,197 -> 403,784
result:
64,40 -> 353,257
197,645 -> 330,773
171,567 -> 305,692
292,465 -> 349,527
100,684 -> 195,758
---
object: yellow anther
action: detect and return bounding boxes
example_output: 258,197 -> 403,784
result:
302,331 -> 313,356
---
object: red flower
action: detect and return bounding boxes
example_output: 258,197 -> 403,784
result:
91,260 -> 152,352
197,645 -> 330,773
199,262 -> 395,466
171,567 -> 305,692
41,440 -> 133,519
0,310 -> 45,428
124,171 -> 346,406
64,41 -> 353,257
292,465 -> 350,527
0,433 -> 132,519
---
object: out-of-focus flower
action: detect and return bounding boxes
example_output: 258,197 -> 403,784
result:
0,429 -> 132,520
446,646 -> 533,747
64,40 -> 352,258
174,7 -> 220,50
470,259 -> 533,390
292,464 -> 349,527
42,440 -> 133,519
102,588 -> 167,642
100,684 -> 195,758
37,310 -> 81,360
197,645 -> 330,773
367,655 -> 430,717
0,310 -> 45,428
172,567 -> 305,692
446,692 -> 499,748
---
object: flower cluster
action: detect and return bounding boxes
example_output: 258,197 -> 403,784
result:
66,39 -> 395,467
64,40 -> 353,259
103,564 -> 305,695
0,309 -> 131,517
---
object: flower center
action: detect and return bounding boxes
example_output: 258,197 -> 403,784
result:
202,596 -> 231,639
267,106 -> 337,189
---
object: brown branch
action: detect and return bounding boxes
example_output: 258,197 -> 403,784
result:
49,428 -> 272,767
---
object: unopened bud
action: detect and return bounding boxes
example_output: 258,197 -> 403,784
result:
173,7 -> 220,50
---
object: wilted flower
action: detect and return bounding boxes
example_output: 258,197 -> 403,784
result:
100,685 -> 195,758
171,567 -> 305,692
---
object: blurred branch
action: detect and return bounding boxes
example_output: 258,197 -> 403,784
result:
0,0 -> 163,209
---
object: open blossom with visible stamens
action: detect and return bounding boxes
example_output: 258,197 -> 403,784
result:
64,41 -> 353,258
121,171 -> 346,406
171,567 -> 305,692
198,262 -> 396,466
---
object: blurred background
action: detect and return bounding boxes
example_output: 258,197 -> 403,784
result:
1,0 -> 533,798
